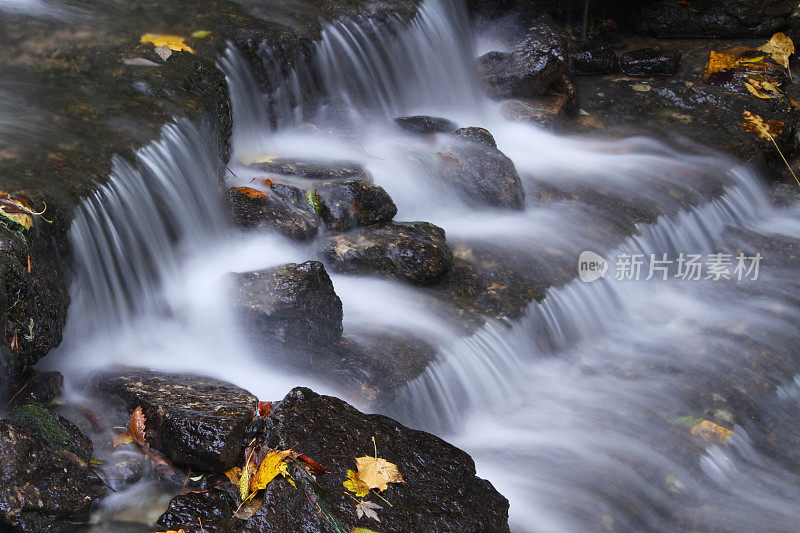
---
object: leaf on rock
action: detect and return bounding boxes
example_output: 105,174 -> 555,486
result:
225,466 -> 241,485
232,186 -> 268,199
140,33 -> 194,53
355,500 -> 382,522
740,110 -> 784,140
154,530 -> 186,533
744,78 -> 782,99
704,50 -> 739,78
297,453 -> 327,477
690,419 -> 733,444
191,30 -> 213,39
128,406 -> 147,445
257,401 -> 273,418
758,32 -> 795,72
354,456 -> 404,492
251,449 -> 292,491
0,192 -> 45,231
239,457 -> 254,501
344,469 -> 370,498
234,493 -> 263,520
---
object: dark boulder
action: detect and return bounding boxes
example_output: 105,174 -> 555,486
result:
9,403 -> 93,461
8,370 -> 63,407
453,126 -> 497,148
232,261 -> 343,348
156,488 -> 240,533
620,48 -> 681,76
251,158 -> 371,181
316,179 -> 397,231
570,42 -> 619,75
242,387 -> 511,533
92,368 -> 258,473
395,115 -> 457,135
321,222 -> 453,284
0,419 -> 93,532
634,0 -> 796,37
478,15 -> 570,100
228,185 -> 319,241
435,141 -> 526,209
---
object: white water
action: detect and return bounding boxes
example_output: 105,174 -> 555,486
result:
51,0 -> 800,531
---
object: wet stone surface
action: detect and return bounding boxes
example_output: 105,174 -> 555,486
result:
620,48 -> 682,76
92,368 -> 258,472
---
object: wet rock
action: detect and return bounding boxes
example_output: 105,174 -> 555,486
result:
321,222 -> 453,284
769,181 -> 800,207
634,0 -> 796,38
453,126 -> 497,148
479,15 -> 569,100
620,48 -> 681,77
8,370 -> 63,407
93,369 -> 258,473
435,141 -> 526,209
9,403 -> 93,461
103,451 -> 147,487
395,115 -> 457,135
500,94 -> 570,129
233,261 -> 343,348
0,419 -> 92,532
243,387 -> 510,533
156,488 -> 240,533
251,158 -> 371,181
570,42 -> 619,75
228,185 -> 319,241
77,521 -> 152,533
316,179 -> 398,231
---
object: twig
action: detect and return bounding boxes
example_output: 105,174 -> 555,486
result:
768,132 -> 800,188
3,374 -> 34,408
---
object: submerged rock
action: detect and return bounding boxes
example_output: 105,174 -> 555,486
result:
453,126 -> 497,148
620,48 -> 681,76
156,488 -> 240,533
251,158 -> 371,182
93,369 -> 257,472
478,15 -> 569,100
395,115 -> 457,135
0,419 -> 93,531
228,185 -> 319,241
500,94 -> 570,129
233,261 -> 343,348
316,179 -> 398,231
321,222 -> 453,284
435,140 -> 525,209
243,387 -> 511,532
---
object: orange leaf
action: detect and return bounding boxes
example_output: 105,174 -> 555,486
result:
257,401 -> 273,418
690,420 -> 734,444
739,110 -> 784,140
225,466 -> 241,485
128,406 -> 147,446
232,186 -> 268,199
297,453 -> 327,477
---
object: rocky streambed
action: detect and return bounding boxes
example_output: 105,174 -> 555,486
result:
2,0 -> 800,531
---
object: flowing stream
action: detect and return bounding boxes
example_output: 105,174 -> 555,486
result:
46,0 -> 800,530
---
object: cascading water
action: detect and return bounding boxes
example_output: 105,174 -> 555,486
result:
50,0 -> 800,530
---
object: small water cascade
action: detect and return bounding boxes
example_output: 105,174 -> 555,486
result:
49,0 -> 800,530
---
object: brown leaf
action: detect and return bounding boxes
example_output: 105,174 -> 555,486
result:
297,453 -> 327,477
740,110 -> 784,140
744,78 -> 782,99
128,406 -> 147,446
231,186 -> 268,199
257,401 -> 273,418
758,32 -> 795,72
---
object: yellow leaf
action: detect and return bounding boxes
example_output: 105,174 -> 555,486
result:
224,466 -> 241,485
239,460 -> 253,501
744,78 -> 782,99
154,530 -> 186,533
250,449 -> 292,491
704,50 -> 739,78
112,432 -> 134,448
191,30 -> 213,39
343,469 -> 370,497
740,110 -> 784,140
758,32 -> 794,71
140,33 -> 194,53
354,456 -> 404,492
243,154 -> 279,165
690,419 -> 734,444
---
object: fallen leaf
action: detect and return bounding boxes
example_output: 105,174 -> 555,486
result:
704,50 -> 739,78
740,110 -> 784,140
690,419 -> 734,444
344,469 -> 370,498
154,45 -> 172,61
112,433 -> 134,448
355,456 -> 404,492
239,460 -> 253,501
251,449 -> 292,491
154,530 -> 186,533
297,453 -> 327,477
191,30 -> 213,39
232,186 -> 268,199
225,466 -> 241,485
351,529 -> 380,533
631,82 -> 651,92
744,78 -> 782,99
140,33 -> 194,53
234,493 -> 263,520
355,500 -> 382,522
128,406 -> 147,445
244,154 -> 278,165
0,192 -> 45,231
257,401 -> 272,418
758,32 -> 795,72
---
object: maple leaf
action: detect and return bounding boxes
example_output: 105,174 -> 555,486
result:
690,420 -> 733,445
355,500 -> 382,522
758,32 -> 794,73
140,33 -> 194,53
740,110 -> 784,141
355,456 -> 404,492
344,469 -> 370,497
251,449 -> 292,491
